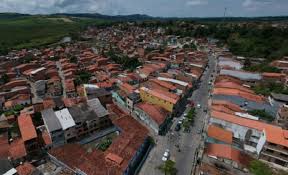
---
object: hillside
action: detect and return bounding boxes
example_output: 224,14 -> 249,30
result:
0,14 -> 110,54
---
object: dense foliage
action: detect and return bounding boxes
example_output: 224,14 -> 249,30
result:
106,50 -> 142,71
249,160 -> 272,175
74,71 -> 92,85
161,21 -> 288,60
252,82 -> 288,96
248,110 -> 274,122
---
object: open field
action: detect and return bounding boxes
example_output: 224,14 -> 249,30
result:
0,15 -> 111,54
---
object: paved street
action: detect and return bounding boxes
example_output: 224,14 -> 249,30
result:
56,61 -> 67,97
139,53 -> 217,175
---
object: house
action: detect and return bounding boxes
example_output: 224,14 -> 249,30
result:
139,87 -> 180,115
262,72 -> 286,83
275,105 -> 288,129
220,69 -> 262,84
212,87 -> 280,116
68,99 -> 112,139
205,143 -> 252,170
47,78 -> 62,97
84,85 -> 113,106
134,103 -> 171,135
4,94 -> 31,110
209,110 -> 288,170
65,80 -> 77,98
41,108 -> 65,147
206,124 -> 233,145
17,114 -> 38,154
126,92 -> 141,111
55,108 -> 76,142
48,114 -> 150,175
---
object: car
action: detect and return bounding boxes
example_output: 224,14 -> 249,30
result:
197,129 -> 202,134
175,123 -> 181,131
178,120 -> 183,125
162,156 -> 168,162
164,149 -> 170,157
197,104 -> 201,108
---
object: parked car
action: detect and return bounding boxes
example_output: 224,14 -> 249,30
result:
197,104 -> 201,109
175,123 -> 181,131
162,149 -> 170,161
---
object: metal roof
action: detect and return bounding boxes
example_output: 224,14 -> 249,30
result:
41,108 -> 62,133
87,98 -> 109,118
55,108 -> 75,130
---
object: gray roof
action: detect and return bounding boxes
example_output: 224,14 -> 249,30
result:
0,159 -> 14,175
87,98 -> 109,118
220,69 -> 262,81
68,103 -> 97,122
271,93 -> 288,102
41,108 -> 62,133
86,88 -> 111,99
213,94 -> 280,116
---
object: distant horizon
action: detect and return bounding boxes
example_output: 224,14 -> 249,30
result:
1,12 -> 288,19
0,0 -> 287,18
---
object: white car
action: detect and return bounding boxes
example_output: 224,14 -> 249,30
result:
162,156 -> 168,162
197,104 -> 201,108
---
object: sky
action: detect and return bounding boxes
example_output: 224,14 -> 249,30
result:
0,0 -> 287,17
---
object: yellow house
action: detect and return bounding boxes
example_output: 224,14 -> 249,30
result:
139,87 -> 179,112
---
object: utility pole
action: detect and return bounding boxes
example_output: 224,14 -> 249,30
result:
223,7 -> 227,22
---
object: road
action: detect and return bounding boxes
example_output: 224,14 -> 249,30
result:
139,54 -> 217,175
56,61 -> 67,98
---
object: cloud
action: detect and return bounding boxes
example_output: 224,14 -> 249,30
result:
0,0 -> 124,14
242,0 -> 273,10
186,0 -> 208,6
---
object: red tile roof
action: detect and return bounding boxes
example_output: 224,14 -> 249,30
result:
136,102 -> 169,125
207,125 -> 233,144
9,138 -> 27,159
140,87 -> 179,104
205,143 -> 251,167
120,83 -> 135,94
213,87 -> 264,102
211,110 -> 288,148
16,162 -> 35,175
150,79 -> 177,91
18,114 -> 37,141
105,153 -> 124,165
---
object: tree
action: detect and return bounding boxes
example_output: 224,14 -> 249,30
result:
158,160 -> 177,175
0,74 -> 9,84
249,160 -> 272,175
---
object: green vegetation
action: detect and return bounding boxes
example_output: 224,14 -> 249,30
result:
244,62 -> 281,73
105,50 -> 142,71
4,104 -> 24,116
157,21 -> 288,60
248,110 -> 274,122
252,82 -> 288,96
183,108 -> 196,131
158,160 -> 177,175
97,137 -> 112,151
0,74 -> 9,84
183,43 -> 197,50
0,15 -> 111,54
74,71 -> 92,86
249,160 -> 272,175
